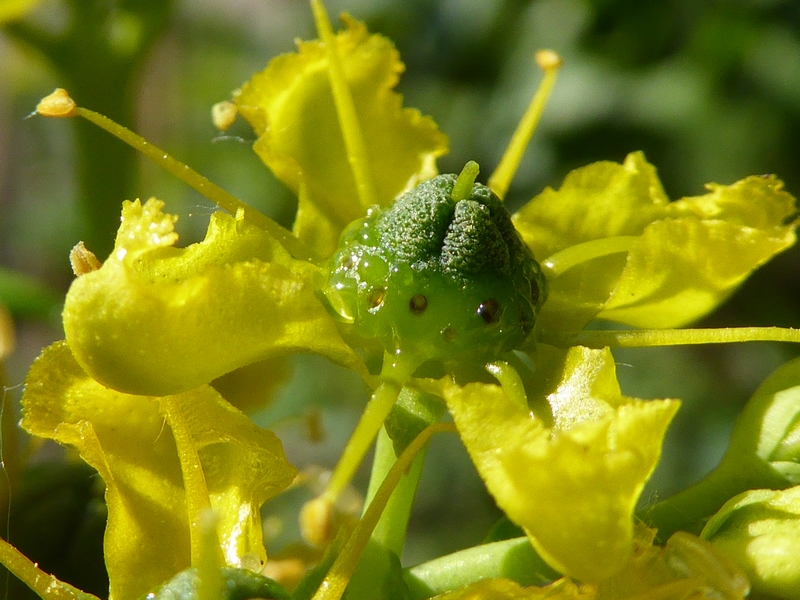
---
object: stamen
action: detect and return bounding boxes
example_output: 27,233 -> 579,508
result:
160,396 -> 223,568
301,352 -> 418,544
541,327 -> 800,349
542,236 -> 638,279
488,50 -> 562,201
35,89 -> 311,261
486,361 -> 528,409
311,0 -> 378,210
310,422 -> 457,600
451,161 -> 480,202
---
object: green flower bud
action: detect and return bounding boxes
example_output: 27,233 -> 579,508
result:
644,355 -> 800,540
322,170 -> 547,371
702,486 -> 800,599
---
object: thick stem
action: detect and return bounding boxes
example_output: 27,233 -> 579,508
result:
363,426 -> 427,555
403,537 -> 558,599
0,537 -> 98,600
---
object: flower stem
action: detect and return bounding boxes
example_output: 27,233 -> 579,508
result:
403,537 -> 558,599
363,426 -> 427,555
541,326 -> 800,349
160,396 -> 221,568
488,50 -> 562,200
311,423 -> 457,600
311,0 -> 378,210
641,455 -> 786,541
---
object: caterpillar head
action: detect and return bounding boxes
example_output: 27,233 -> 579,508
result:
322,171 -> 547,373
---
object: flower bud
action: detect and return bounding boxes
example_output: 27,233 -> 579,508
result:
703,486 -> 800,599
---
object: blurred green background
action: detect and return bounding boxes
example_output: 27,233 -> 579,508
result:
2,0 -> 800,595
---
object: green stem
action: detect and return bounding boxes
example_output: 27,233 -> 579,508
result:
363,426 -> 428,555
403,537 -> 558,599
541,326 -> 800,349
160,396 -> 221,568
641,454 -> 788,541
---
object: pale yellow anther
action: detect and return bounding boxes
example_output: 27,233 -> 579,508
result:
69,242 -> 103,276
0,305 -> 15,361
535,49 -> 563,71
300,496 -> 335,547
36,88 -> 78,118
211,101 -> 238,132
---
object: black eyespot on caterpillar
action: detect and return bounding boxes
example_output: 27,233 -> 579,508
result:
409,294 -> 428,313
477,299 -> 501,324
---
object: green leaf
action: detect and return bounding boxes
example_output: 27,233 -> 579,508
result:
21,342 -> 297,600
513,152 -> 797,330
644,354 -> 800,540
63,198 -> 367,397
235,14 -> 448,258
440,346 -> 679,583
702,486 -> 800,600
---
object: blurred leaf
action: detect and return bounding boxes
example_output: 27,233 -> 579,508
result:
235,14 -> 448,258
0,266 -> 61,321
21,342 -> 296,600
0,0 -> 39,23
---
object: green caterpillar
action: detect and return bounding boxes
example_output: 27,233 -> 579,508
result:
322,168 -> 547,372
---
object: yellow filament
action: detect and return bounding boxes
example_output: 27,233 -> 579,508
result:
35,88 -> 311,260
488,50 -> 562,200
541,327 -> 800,349
311,423 -> 457,600
311,0 -> 378,210
542,236 -> 638,279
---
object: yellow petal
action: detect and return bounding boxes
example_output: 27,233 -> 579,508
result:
63,198 -> 367,396
235,15 -> 448,258
442,347 -> 679,582
21,342 -> 297,600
